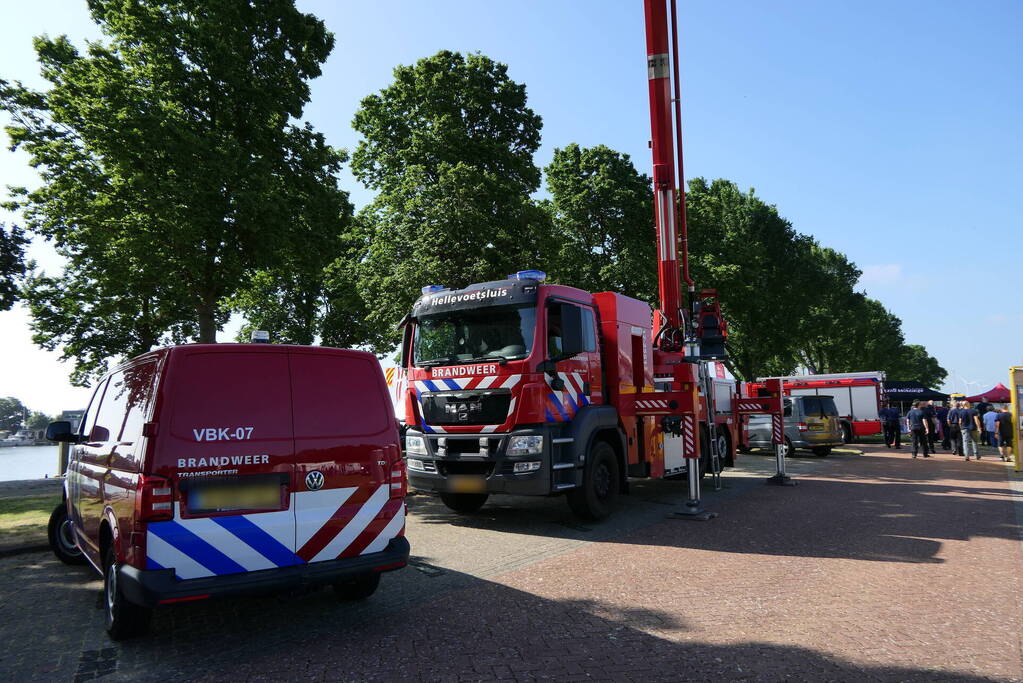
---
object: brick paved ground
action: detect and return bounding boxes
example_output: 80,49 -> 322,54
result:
1,445 -> 1020,682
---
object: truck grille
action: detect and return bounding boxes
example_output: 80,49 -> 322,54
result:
421,390 -> 511,426
437,461 -> 495,477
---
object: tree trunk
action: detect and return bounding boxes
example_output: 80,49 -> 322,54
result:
197,301 -> 217,343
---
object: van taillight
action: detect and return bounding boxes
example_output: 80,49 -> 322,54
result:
137,475 -> 174,522
797,422 -> 809,432
389,460 -> 407,499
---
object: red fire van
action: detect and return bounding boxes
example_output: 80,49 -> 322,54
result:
47,344 -> 409,639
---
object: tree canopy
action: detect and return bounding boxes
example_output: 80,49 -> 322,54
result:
0,224 -> 27,311
542,143 -> 657,302
0,397 -> 27,432
350,51 -> 551,350
2,0 -> 351,382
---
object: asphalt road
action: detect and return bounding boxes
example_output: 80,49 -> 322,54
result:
2,446 -> 1020,682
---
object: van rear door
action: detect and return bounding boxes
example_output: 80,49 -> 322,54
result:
290,350 -> 404,564
150,349 -> 299,579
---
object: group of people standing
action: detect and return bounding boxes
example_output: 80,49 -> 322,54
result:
878,400 -> 1015,462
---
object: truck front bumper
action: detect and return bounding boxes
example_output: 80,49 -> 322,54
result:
405,426 -> 564,496
118,537 -> 410,607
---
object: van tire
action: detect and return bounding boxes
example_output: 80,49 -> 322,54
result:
567,440 -> 619,520
333,573 -> 380,601
439,493 -> 489,513
104,545 -> 151,640
842,423 -> 854,444
48,503 -> 85,565
812,446 -> 832,457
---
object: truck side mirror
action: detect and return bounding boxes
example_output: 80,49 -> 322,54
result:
46,421 -> 77,443
559,303 -> 585,359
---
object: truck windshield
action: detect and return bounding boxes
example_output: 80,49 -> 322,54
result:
414,305 -> 537,366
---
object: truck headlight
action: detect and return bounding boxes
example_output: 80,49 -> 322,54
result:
406,435 -> 427,455
407,458 -> 426,472
507,435 -> 543,456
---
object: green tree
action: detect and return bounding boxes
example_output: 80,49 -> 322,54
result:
0,397 -> 27,432
887,344 -> 947,387
542,143 -> 656,301
0,223 -> 27,311
685,178 -> 819,380
350,51 -> 551,349
2,0 -> 350,382
26,411 -> 52,430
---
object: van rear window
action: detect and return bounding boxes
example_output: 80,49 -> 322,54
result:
170,352 -> 293,443
291,354 -> 389,438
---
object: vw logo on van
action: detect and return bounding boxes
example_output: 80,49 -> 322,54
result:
305,470 -> 325,491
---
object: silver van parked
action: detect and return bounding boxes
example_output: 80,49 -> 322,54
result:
744,395 -> 843,457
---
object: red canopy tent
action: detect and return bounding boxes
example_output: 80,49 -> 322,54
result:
965,383 -> 1011,403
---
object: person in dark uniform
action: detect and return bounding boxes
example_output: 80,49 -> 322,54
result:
996,407 -> 1014,462
921,400 -> 937,450
879,402 -> 901,449
947,401 -> 962,455
936,402 -> 951,450
976,401 -> 991,445
906,400 -> 931,458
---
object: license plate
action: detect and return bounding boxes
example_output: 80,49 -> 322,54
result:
188,479 -> 281,512
449,475 -> 486,493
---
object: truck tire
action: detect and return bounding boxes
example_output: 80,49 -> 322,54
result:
104,545 -> 151,640
812,446 -> 832,457
48,503 -> 85,566
333,573 -> 380,601
567,440 -> 619,520
439,493 -> 489,513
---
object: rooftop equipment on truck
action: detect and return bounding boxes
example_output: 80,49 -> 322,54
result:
398,0 -> 789,519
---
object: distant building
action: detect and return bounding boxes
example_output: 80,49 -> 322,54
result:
59,410 -> 86,432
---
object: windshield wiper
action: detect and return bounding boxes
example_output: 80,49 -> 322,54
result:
417,356 -> 459,368
464,355 -> 511,366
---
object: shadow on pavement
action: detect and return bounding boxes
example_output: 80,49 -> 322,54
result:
0,551 -> 1001,682
409,450 -> 1020,565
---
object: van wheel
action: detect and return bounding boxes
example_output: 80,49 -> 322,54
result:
104,545 -> 151,640
48,503 -> 85,565
783,437 -> 795,456
567,440 -> 619,520
812,446 -> 832,457
333,573 -> 380,601
842,424 -> 853,444
439,493 -> 489,513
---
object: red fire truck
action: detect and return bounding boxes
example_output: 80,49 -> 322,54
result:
748,372 -> 885,443
397,0 -> 787,519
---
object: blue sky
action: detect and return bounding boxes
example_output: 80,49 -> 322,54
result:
1,0 -> 1020,412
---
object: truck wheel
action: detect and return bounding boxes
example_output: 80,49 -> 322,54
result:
567,441 -> 619,520
104,545 -> 151,640
439,493 -> 489,513
48,503 -> 85,566
812,446 -> 832,457
333,573 -> 380,601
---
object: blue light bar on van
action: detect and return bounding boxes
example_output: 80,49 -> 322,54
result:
508,270 -> 547,282
421,285 -> 447,295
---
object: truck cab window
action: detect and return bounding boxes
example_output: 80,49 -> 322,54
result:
547,306 -> 563,357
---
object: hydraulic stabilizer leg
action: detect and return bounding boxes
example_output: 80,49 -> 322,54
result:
766,416 -> 795,486
670,418 -> 718,520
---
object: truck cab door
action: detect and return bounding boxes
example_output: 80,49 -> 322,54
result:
544,302 -> 596,421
